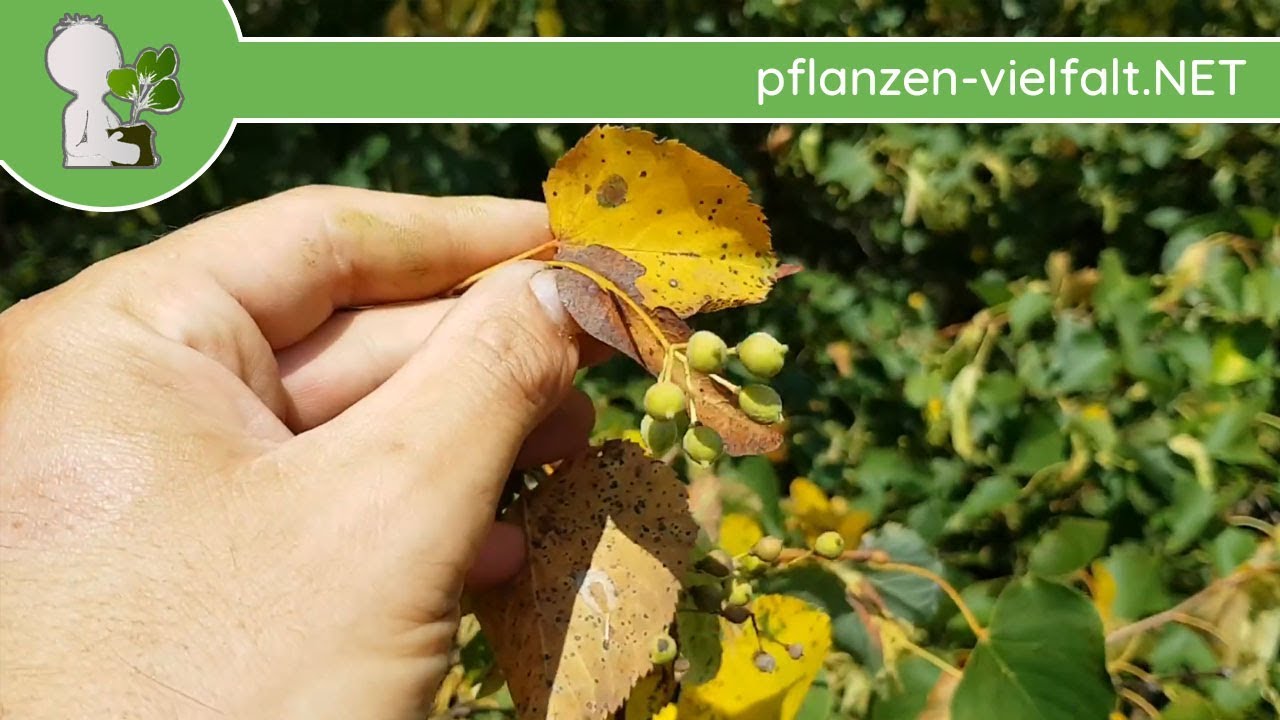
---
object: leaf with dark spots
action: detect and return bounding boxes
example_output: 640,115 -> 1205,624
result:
545,126 -> 778,318
474,442 -> 697,720
554,246 -> 783,456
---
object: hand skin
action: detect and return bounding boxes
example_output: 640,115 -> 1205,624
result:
0,186 -> 598,719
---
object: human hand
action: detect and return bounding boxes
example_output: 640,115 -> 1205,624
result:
0,187 -> 592,719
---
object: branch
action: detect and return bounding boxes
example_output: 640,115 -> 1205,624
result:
1106,563 -> 1277,646
869,560 -> 988,642
450,239 -> 559,292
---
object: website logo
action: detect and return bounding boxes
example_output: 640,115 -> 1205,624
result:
45,14 -> 183,169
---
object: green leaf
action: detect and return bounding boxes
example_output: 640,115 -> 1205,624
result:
134,49 -> 158,79
154,46 -> 178,78
795,680 -> 835,720
730,456 -> 784,536
1028,517 -> 1109,576
1102,544 -> 1172,622
1157,475 -> 1222,554
869,656 -> 942,720
1006,409 -> 1066,476
951,577 -> 1115,720
1209,527 -> 1257,578
676,610 -> 721,686
863,524 -> 944,625
147,78 -> 182,113
945,475 -> 1019,533
1008,290 -> 1052,339
1049,317 -> 1118,394
106,67 -> 138,100
817,141 -> 878,201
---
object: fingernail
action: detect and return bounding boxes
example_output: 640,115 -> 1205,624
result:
529,269 -> 569,329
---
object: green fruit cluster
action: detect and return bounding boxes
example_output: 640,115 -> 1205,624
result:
638,331 -> 789,466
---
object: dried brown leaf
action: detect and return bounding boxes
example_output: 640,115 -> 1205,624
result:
474,442 -> 698,720
554,246 -> 783,456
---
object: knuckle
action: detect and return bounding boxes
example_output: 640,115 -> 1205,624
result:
276,183 -> 339,207
468,313 -> 566,415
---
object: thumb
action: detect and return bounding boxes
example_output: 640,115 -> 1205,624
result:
299,261 -> 579,561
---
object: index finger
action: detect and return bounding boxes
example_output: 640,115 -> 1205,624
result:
135,185 -> 554,348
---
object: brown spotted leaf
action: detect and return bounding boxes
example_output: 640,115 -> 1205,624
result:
555,247 -> 783,457
474,442 -> 698,720
546,126 -> 777,318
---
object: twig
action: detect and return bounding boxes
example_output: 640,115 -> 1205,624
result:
868,561 -> 987,641
545,260 -> 671,353
1228,514 -> 1274,535
450,239 -> 560,293
1120,688 -> 1162,719
1106,564 -> 1277,646
775,548 -> 882,565
1110,660 -> 1158,685
901,636 -> 963,679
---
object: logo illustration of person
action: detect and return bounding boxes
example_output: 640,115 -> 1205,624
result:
45,14 -> 182,168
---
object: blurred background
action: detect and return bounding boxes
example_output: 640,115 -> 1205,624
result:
3,2 -> 1278,718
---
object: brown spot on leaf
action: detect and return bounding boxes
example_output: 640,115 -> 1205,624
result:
474,442 -> 696,720
596,174 -> 629,209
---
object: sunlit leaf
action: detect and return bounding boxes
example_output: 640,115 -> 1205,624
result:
951,578 -> 1114,720
475,442 -> 698,720
547,126 -> 777,318
678,595 -> 831,720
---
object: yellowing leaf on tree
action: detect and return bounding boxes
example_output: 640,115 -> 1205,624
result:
475,442 -> 699,720
1088,560 -> 1118,632
546,126 -> 777,318
784,478 -> 870,547
719,513 -> 764,556
678,595 -> 831,720
555,246 -> 783,456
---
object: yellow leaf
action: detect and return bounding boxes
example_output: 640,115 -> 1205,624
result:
1090,561 -> 1118,631
475,442 -> 699,720
785,478 -> 836,542
678,595 -> 831,720
626,668 -> 677,720
719,513 -> 764,556
546,126 -> 777,318
1210,335 -> 1258,386
837,509 -> 872,549
533,0 -> 563,36
654,704 -> 679,720
1168,433 -> 1216,490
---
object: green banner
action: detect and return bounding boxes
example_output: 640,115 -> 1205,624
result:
1,0 -> 1277,210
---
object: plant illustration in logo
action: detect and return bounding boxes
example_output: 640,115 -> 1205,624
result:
106,46 -> 183,167
45,14 -> 182,169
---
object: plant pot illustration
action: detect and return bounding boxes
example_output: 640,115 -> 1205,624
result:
103,45 -> 183,168
110,123 -> 157,167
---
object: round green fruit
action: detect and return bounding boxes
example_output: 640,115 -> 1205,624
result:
686,330 -> 728,374
640,415 -> 678,455
752,535 -> 784,564
696,549 -> 734,578
738,384 -> 783,424
737,332 -> 788,379
813,531 -> 845,560
643,381 -> 686,421
650,633 -> 678,665
737,554 -> 766,577
682,426 -> 723,465
726,581 -> 753,608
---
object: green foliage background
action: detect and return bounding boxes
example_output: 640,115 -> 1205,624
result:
2,2 -> 1278,718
